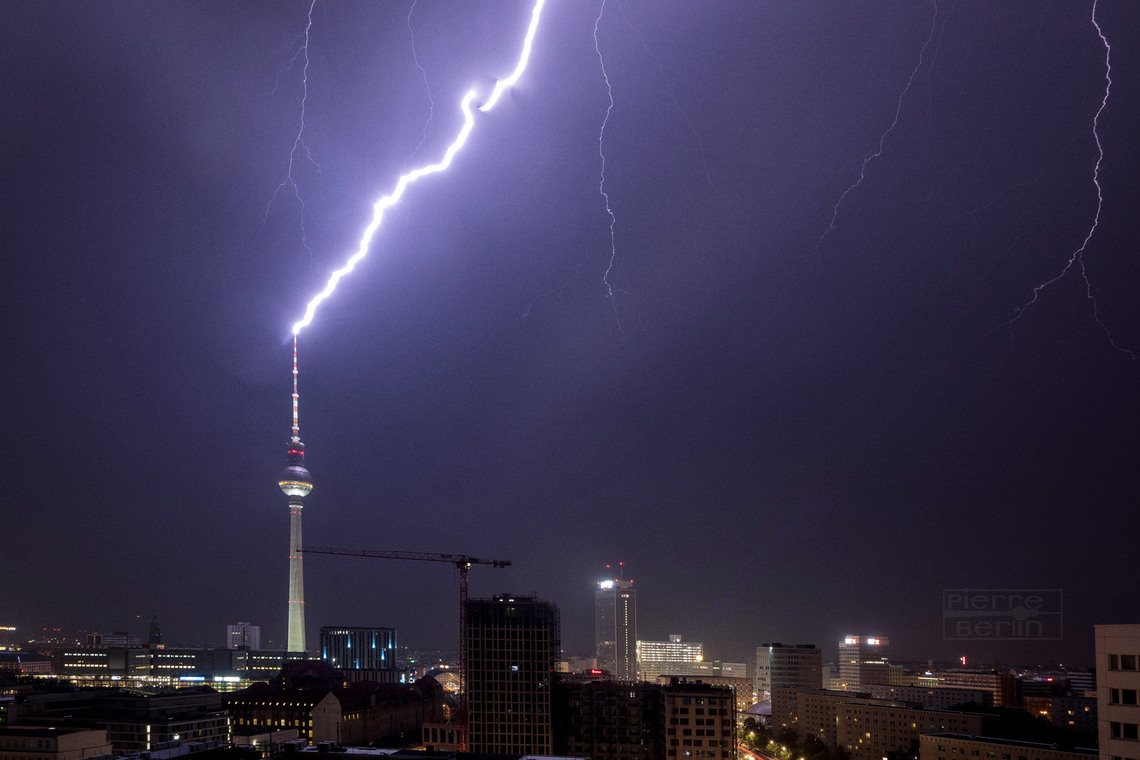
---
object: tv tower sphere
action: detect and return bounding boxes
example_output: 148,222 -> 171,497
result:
279,441 -> 313,498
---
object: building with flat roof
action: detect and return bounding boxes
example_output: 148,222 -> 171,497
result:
319,627 -> 397,681
756,644 -> 822,700
937,670 -> 1018,708
0,726 -> 112,760
664,680 -> 734,760
637,637 -> 703,683
552,677 -> 733,760
465,594 -> 559,755
553,678 -> 666,760
837,701 -> 989,760
838,636 -> 889,690
226,662 -> 443,746
226,624 -> 260,651
656,674 -> 754,715
1051,695 -> 1097,735
861,684 -> 992,709
920,734 -> 1096,760
5,689 -> 230,754
0,653 -> 51,676
770,688 -> 886,747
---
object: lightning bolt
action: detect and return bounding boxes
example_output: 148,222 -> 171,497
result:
923,0 -> 955,127
265,0 -> 321,258
814,1 -> 939,254
594,0 -> 621,331
1011,0 -> 1134,359
292,0 -> 546,336
402,0 -> 434,168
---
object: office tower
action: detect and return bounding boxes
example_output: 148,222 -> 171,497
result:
637,635 -> 703,682
755,643 -> 822,698
320,627 -> 396,670
595,577 -> 637,680
466,594 -> 559,755
227,622 -> 261,650
838,635 -> 889,690
278,338 -> 313,653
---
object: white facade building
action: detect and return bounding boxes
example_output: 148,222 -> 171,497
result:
1096,624 -> 1140,760
637,635 -> 703,681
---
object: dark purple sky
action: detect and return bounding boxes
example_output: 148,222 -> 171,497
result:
5,1 -> 1140,668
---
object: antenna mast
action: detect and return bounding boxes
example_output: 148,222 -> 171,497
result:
292,334 -> 300,441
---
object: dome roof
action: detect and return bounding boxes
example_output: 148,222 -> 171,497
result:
279,463 -> 313,496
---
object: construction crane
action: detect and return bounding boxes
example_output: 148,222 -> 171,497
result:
298,545 -> 510,748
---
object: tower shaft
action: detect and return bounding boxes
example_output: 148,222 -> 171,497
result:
287,498 -> 305,652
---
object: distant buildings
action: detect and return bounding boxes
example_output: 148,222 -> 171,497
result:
838,700 -> 989,760
861,683 -> 993,709
43,645 -> 317,685
226,660 -> 444,746
595,578 -> 637,681
85,632 -> 141,647
838,635 -> 890,690
465,594 -> 559,755
938,669 -> 1018,707
1051,694 -> 1097,734
0,651 -> 51,675
638,636 -> 703,682
5,688 -> 230,753
771,687 -> 990,758
147,616 -> 163,648
755,643 -> 822,699
656,673 -> 755,715
319,626 -> 397,680
1095,623 -> 1140,760
226,623 -> 260,651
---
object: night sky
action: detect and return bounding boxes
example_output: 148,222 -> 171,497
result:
5,1 -> 1140,669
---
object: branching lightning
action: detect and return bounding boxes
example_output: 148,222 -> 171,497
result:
291,0 -> 546,336
923,0 -> 955,127
1011,0 -> 1134,359
594,0 -> 621,330
813,1 -> 939,253
403,0 -> 435,168
265,0 -> 321,257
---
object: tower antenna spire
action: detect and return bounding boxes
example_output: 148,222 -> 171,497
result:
292,334 -> 300,441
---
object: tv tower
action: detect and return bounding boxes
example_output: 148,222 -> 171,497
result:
278,335 -> 313,653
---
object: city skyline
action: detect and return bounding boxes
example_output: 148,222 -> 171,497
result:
6,1 -> 1140,667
